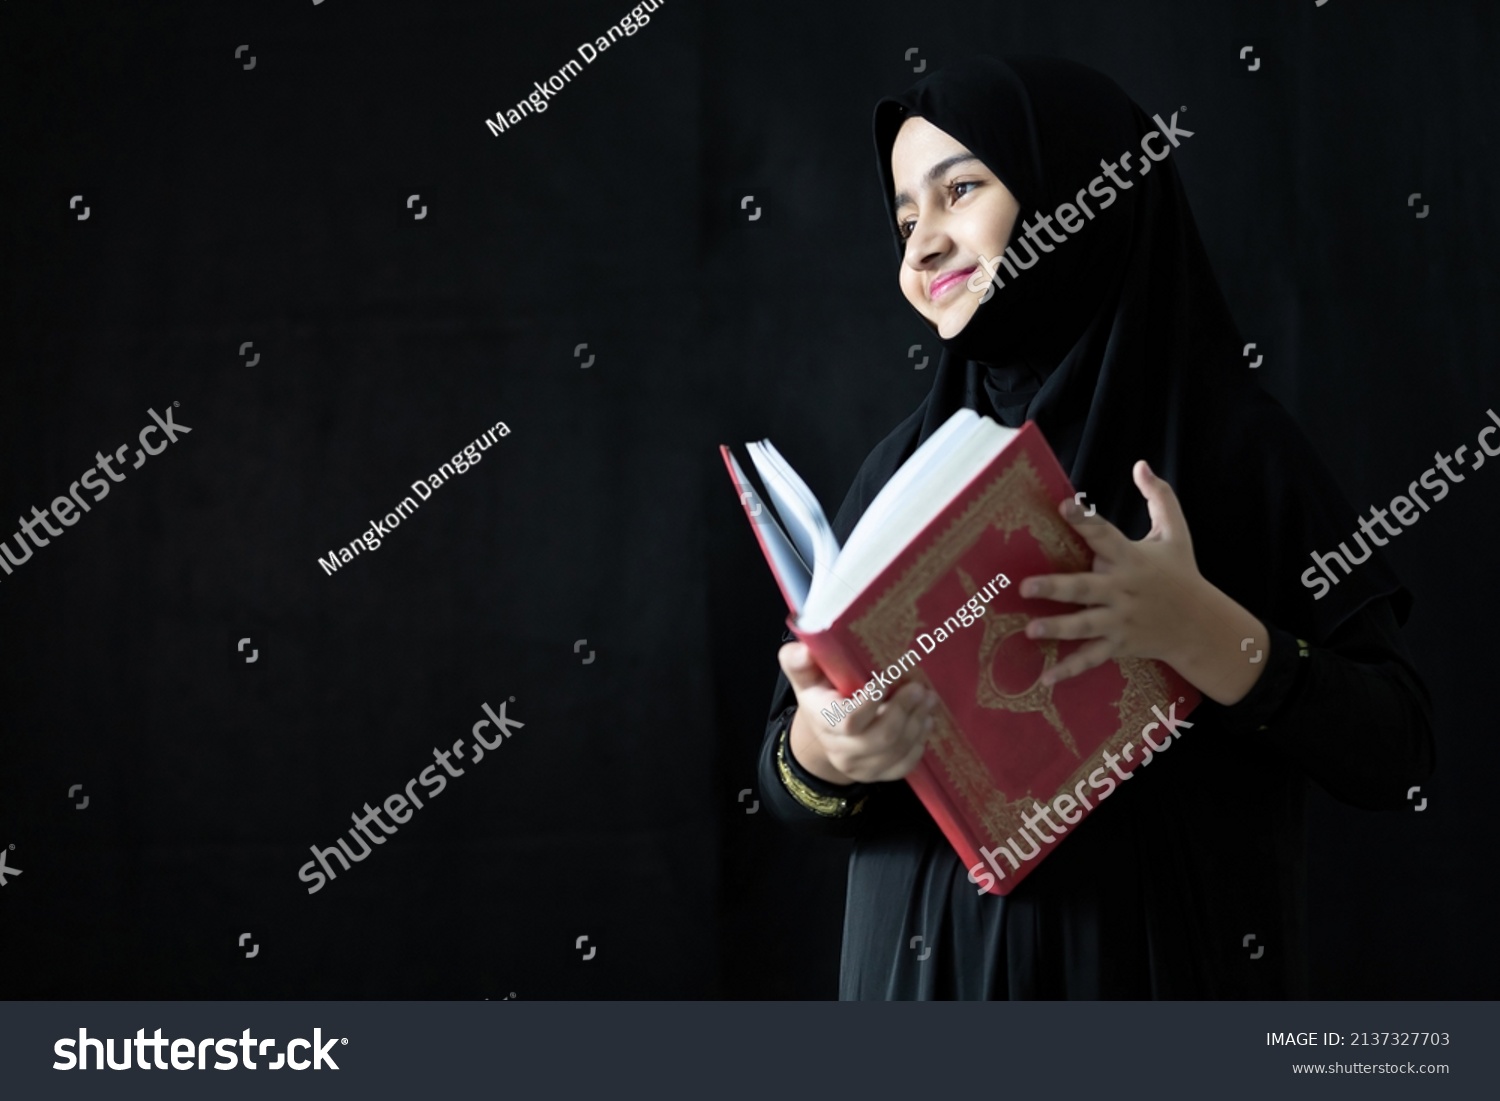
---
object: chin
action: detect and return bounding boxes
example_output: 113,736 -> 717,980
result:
937,300 -> 981,339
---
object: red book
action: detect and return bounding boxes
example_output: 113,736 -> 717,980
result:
722,411 -> 1200,895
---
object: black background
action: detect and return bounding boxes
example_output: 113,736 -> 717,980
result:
1,0 -> 1495,999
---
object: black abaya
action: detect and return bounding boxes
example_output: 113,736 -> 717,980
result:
756,56 -> 1435,999
760,525 -> 1433,999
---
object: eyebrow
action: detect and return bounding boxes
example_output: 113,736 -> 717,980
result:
892,153 -> 983,213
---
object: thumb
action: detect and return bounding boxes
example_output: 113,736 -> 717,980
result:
778,642 -> 833,694
1134,459 -> 1187,542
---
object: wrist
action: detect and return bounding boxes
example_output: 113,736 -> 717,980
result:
788,707 -> 858,786
777,714 -> 871,819
1165,578 -> 1269,706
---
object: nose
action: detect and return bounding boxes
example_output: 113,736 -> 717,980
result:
903,216 -> 950,273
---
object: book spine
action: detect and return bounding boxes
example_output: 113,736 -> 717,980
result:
719,445 -> 802,616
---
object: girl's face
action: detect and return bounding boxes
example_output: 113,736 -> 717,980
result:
890,117 -> 1020,338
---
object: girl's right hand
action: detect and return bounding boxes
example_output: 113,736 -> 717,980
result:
777,642 -> 938,784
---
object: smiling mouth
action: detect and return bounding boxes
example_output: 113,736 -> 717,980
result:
929,266 -> 978,301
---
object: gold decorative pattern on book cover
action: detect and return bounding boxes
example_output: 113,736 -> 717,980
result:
849,454 -> 1169,846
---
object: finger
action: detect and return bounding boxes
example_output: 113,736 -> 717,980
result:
1039,638 -> 1115,687
850,680 -> 926,734
778,642 -> 833,694
879,728 -> 932,782
1133,460 -> 1189,545
1019,572 -> 1109,605
871,682 -> 933,736
1059,497 -> 1129,559
1026,608 -> 1110,642
894,687 -> 935,747
862,707 -> 932,782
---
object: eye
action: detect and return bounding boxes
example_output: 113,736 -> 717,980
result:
896,181 -> 981,241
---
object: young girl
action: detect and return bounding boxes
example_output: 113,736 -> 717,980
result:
758,55 -> 1434,999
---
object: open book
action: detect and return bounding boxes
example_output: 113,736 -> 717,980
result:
722,409 -> 1199,895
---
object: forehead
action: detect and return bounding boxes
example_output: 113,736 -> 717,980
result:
890,116 -> 973,178
890,117 -> 991,213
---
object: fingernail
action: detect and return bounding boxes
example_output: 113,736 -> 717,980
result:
1020,580 -> 1038,597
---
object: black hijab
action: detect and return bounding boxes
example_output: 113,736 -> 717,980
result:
854,54 -> 1409,643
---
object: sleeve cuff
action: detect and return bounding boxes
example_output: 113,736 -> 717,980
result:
773,710 -> 872,818
1218,623 -> 1309,732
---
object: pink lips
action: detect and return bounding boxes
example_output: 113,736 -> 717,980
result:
929,265 -> 978,301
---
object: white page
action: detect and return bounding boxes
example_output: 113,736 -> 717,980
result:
724,448 -> 813,614
798,412 -> 1019,631
844,409 -> 981,548
744,441 -> 818,574
746,440 -> 859,616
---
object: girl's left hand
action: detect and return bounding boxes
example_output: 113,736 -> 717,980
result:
1020,460 -> 1259,698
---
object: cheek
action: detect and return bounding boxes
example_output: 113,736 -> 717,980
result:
966,216 -> 1002,259
962,197 -> 1016,258
898,267 -> 925,308
991,202 -> 1021,252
